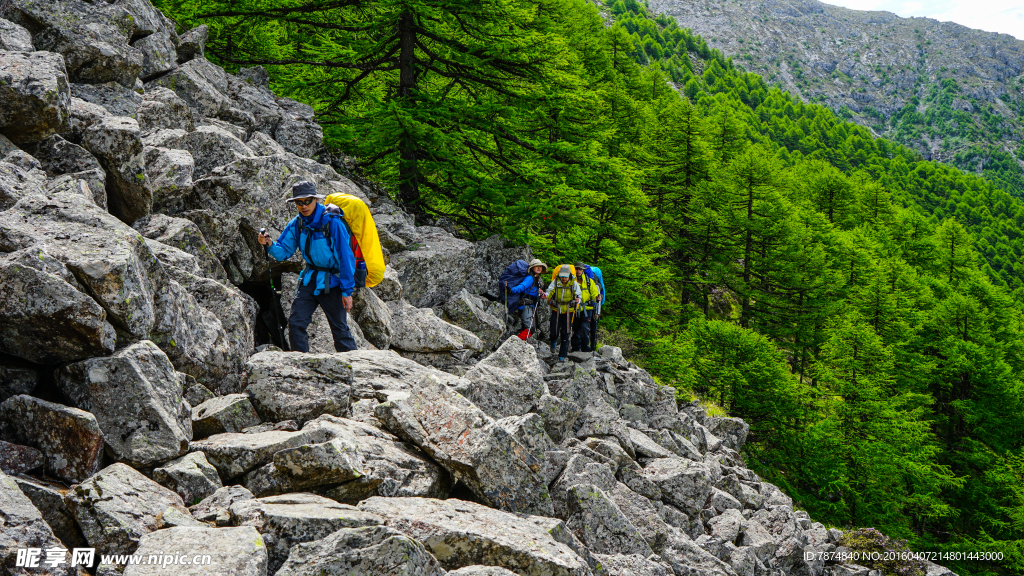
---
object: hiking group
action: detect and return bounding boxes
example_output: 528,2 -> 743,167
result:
258,181 -> 605,364
500,259 -> 606,363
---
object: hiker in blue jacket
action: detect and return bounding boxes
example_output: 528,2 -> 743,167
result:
257,181 -> 357,352
506,259 -> 548,340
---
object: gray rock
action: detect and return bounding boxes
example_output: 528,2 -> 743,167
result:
353,286 -> 394,349
71,81 -> 143,118
371,264 -> 404,301
23,134 -> 104,187
176,25 -> 208,63
229,492 -> 383,573
56,340 -> 192,467
358,497 -> 592,576
123,526 -> 267,576
0,470 -> 79,576
0,359 -> 36,403
660,528 -> 736,576
192,394 -> 262,439
67,463 -> 190,555
183,124 -> 254,178
705,418 -> 750,453
141,127 -> 187,149
0,395 -> 104,483
388,299 -> 484,353
182,383 -> 214,409
708,509 -> 744,543
0,18 -> 33,51
133,213 -> 226,281
244,437 -> 363,497
389,233 -> 530,308
0,51 -> 71,144
137,86 -> 195,132
144,145 -> 194,202
12,475 -> 87,550
243,415 -> 451,502
463,336 -> 546,418
133,30 -> 177,80
243,351 -> 353,425
0,255 -> 117,364
4,0 -> 143,86
375,375 -> 552,516
246,130 -> 286,156
152,452 -> 223,506
190,428 -> 316,480
65,96 -> 110,142
275,524 -> 445,576
0,439 -> 43,475
535,394 -> 583,443
0,154 -> 47,210
709,487 -> 743,514
449,568 -> 521,576
189,485 -> 253,525
629,428 -> 674,459
551,453 -> 617,519
274,98 -> 324,159
148,58 -> 230,118
444,289 -> 505,348
496,413 -> 557,460
610,482 -> 670,553
565,484 -> 653,556
575,396 -> 634,458
225,73 -> 283,136
644,458 -> 715,516
243,421 -> 300,434
341,349 -> 467,401
594,554 -> 672,576
81,115 -> 150,222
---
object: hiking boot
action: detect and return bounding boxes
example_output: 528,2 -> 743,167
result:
550,343 -> 557,354
558,357 -> 567,363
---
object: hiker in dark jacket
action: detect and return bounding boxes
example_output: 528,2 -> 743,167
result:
258,181 -> 357,352
507,259 -> 548,340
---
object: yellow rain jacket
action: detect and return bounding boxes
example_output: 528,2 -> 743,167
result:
578,274 -> 600,311
546,265 -> 581,314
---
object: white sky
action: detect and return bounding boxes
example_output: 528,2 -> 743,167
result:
819,0 -> 1024,40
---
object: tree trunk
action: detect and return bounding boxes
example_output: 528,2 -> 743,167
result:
397,11 -> 420,211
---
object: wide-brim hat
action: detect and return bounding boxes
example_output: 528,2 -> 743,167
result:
528,258 -> 548,273
285,181 -> 325,202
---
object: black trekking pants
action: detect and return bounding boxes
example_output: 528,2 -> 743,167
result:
549,311 -> 571,358
289,281 -> 357,353
571,308 -> 592,352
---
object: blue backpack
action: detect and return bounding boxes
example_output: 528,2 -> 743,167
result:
583,265 -> 606,305
498,260 -> 531,312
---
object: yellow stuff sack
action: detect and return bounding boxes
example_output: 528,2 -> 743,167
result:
550,264 -> 577,284
323,193 -> 385,288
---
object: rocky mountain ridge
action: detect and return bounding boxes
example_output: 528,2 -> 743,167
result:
0,0 -> 956,575
649,0 -> 1024,173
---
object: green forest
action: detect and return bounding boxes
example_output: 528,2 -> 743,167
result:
152,0 -> 1024,572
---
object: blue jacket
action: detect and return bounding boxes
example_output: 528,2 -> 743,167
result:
510,274 -> 543,308
267,203 -> 356,296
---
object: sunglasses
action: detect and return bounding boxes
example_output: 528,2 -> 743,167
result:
294,198 -> 316,207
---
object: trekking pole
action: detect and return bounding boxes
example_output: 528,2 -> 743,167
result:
525,298 -> 541,340
261,228 -> 286,349
504,283 -> 511,336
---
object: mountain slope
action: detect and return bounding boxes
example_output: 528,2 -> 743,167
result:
648,0 -> 1024,193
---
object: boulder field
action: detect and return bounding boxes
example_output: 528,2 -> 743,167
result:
0,2 -> 955,575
